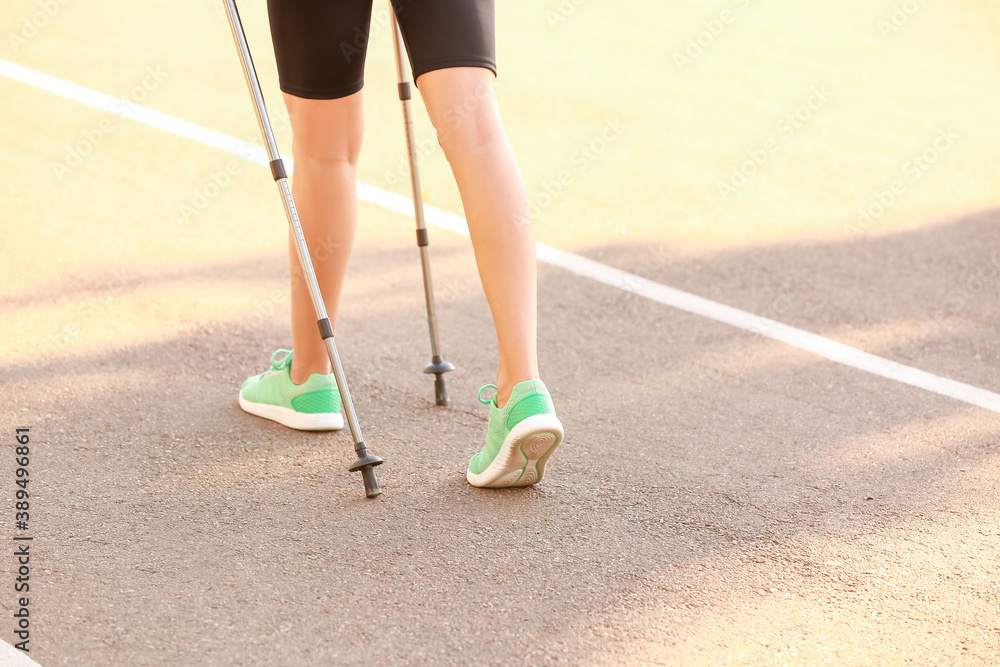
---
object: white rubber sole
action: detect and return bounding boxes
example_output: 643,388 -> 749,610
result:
238,394 -> 344,431
466,413 -> 564,488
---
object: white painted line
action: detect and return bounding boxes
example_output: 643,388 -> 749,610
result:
0,59 -> 270,166
0,640 -> 43,666
4,58 -> 999,413
535,246 -> 1000,412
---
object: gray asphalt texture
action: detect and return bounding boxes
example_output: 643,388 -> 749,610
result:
3,209 -> 999,665
3,1 -> 1000,660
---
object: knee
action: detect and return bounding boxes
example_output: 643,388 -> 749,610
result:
428,80 -> 506,157
290,125 -> 363,169
435,108 -> 507,161
291,141 -> 362,171
416,68 -> 509,160
285,93 -> 364,168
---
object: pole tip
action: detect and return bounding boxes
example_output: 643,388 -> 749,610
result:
361,465 -> 382,498
434,375 -> 449,406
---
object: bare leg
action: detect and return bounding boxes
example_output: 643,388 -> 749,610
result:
415,68 -> 539,407
282,91 -> 365,385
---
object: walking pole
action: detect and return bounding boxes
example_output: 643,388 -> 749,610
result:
390,5 -> 456,406
223,0 -> 383,497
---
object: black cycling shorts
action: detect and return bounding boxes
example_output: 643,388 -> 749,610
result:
266,0 -> 497,100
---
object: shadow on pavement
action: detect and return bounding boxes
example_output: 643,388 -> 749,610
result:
2,210 -> 997,664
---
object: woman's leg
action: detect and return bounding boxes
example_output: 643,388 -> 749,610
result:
282,91 -> 365,385
415,67 -> 538,407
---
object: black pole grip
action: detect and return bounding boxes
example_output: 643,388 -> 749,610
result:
317,317 -> 334,340
269,158 -> 287,181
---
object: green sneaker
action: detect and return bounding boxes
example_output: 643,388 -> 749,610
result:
466,379 -> 564,488
238,349 -> 343,431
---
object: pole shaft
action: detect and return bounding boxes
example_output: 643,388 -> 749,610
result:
223,0 -> 281,161
223,0 -> 366,447
390,9 -> 444,360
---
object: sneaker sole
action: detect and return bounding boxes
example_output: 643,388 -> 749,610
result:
466,413 -> 564,488
239,394 -> 344,431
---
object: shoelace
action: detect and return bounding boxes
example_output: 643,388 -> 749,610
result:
478,384 -> 498,405
270,348 -> 293,371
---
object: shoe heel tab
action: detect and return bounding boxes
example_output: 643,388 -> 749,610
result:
509,379 -> 549,400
